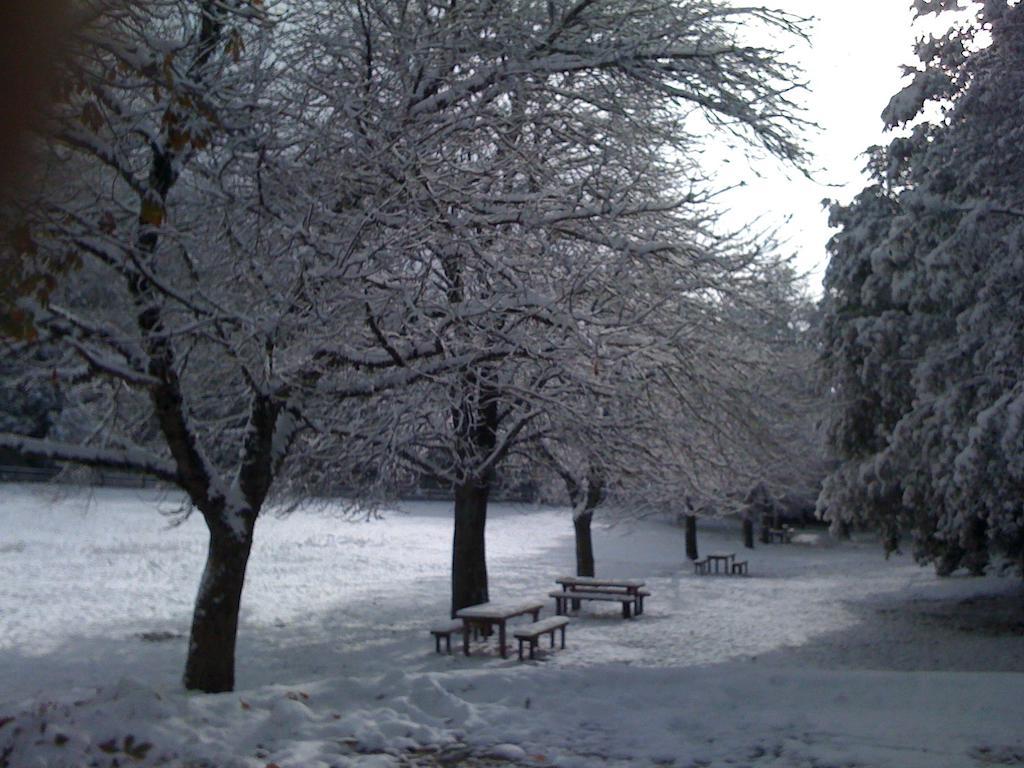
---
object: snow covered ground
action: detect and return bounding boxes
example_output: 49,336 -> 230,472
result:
1,483 -> 1022,767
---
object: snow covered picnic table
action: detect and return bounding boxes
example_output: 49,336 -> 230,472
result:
551,575 -> 649,618
454,600 -> 544,658
695,552 -> 740,575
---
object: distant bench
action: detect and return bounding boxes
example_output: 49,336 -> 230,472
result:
694,553 -> 748,576
513,616 -> 570,661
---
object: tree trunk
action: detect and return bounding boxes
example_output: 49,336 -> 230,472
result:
183,510 -> 255,693
574,512 -> 595,576
685,515 -> 698,561
742,517 -> 754,549
451,477 -> 490,615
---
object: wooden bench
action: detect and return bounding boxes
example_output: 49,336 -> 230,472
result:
695,557 -> 747,576
564,585 -> 651,615
513,616 -> 569,661
429,620 -> 467,654
549,589 -> 637,619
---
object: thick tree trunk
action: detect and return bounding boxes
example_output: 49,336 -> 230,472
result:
685,514 -> 698,561
183,511 -> 255,693
742,518 -> 755,549
574,512 -> 595,577
451,478 -> 490,615
962,516 -> 989,576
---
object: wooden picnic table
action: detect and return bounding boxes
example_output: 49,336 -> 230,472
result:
455,600 -> 544,659
553,576 -> 649,617
704,552 -> 735,574
555,576 -> 646,592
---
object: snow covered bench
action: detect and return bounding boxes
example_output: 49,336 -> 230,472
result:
560,585 -> 651,614
693,558 -> 709,575
429,620 -> 467,654
731,560 -> 748,575
513,616 -> 569,661
549,589 -> 638,619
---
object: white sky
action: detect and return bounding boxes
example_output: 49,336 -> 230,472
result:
716,1 -> 934,294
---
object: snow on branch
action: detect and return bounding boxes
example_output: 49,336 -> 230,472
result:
0,433 -> 179,484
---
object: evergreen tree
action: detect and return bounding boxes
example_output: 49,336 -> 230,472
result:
820,0 -> 1024,575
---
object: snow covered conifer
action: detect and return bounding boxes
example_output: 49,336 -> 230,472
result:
820,0 -> 1024,575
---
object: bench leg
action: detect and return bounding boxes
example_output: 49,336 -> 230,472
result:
622,601 -> 632,619
560,625 -> 566,649
518,639 -> 525,662
549,629 -> 556,648
570,597 -> 580,611
445,634 -> 451,654
530,640 -> 537,660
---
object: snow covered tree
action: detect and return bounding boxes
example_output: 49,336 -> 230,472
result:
288,0 -> 811,613
820,0 -> 1024,575
0,0 -> 478,691
528,249 -> 822,574
0,0 -> 293,693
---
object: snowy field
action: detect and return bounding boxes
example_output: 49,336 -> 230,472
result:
1,484 -> 1023,767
